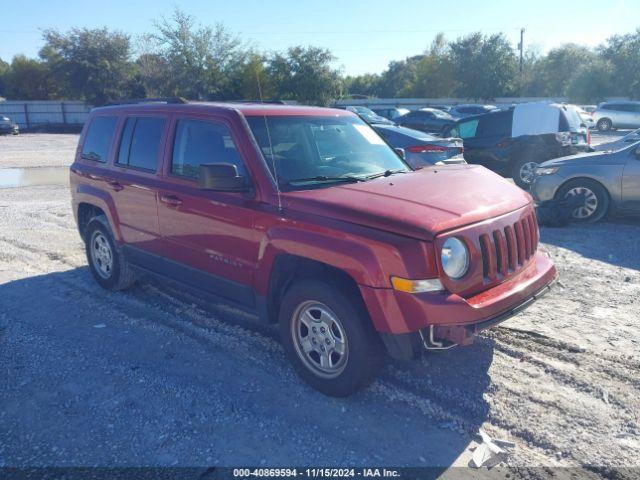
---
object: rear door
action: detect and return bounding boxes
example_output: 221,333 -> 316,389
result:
156,114 -> 259,306
109,114 -> 167,256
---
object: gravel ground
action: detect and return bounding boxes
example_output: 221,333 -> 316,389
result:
0,133 -> 638,475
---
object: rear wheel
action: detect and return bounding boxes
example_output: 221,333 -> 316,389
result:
597,118 -> 612,132
557,179 -> 610,223
279,279 -> 383,396
85,216 -> 136,290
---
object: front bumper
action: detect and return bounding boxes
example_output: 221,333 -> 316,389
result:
360,250 -> 557,335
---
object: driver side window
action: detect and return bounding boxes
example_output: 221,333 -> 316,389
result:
171,119 -> 247,179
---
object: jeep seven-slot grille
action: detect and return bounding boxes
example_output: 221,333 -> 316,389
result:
479,213 -> 539,281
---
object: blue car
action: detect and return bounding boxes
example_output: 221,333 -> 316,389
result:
372,124 -> 465,168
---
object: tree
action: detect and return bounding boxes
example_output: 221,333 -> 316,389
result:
449,33 -> 517,100
533,44 -> 596,97
40,27 -> 135,104
409,34 -> 455,98
144,8 -> 246,100
599,29 -> 640,99
3,55 -> 56,100
0,58 -> 9,98
268,46 -> 342,105
343,73 -> 381,97
566,58 -> 613,104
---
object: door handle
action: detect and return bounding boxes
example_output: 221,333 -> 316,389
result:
160,194 -> 183,207
107,180 -> 123,191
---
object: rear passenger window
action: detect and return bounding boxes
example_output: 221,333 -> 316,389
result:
117,117 -> 165,171
479,112 -> 512,137
81,116 -> 117,162
171,119 -> 246,179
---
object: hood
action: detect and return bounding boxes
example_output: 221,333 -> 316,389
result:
540,145 -> 634,168
283,165 -> 531,240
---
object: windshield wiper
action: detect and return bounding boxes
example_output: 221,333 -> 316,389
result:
363,169 -> 408,180
283,175 -> 364,186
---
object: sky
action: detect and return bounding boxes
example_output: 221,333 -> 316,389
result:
1,0 -> 638,75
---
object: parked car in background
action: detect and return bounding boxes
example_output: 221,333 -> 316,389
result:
371,107 -> 409,120
594,128 -> 640,151
395,108 -> 454,134
70,100 -> 556,396
532,141 -> 640,222
0,116 -> 19,135
593,101 -> 640,131
580,105 -> 597,114
426,105 -> 452,113
449,104 -> 499,119
372,124 -> 466,168
341,106 -> 394,125
442,102 -> 590,188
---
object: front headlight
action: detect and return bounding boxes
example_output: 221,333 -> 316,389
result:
441,237 -> 469,279
536,167 -> 559,176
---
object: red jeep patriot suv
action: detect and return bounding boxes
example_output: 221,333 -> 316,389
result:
71,100 -> 556,396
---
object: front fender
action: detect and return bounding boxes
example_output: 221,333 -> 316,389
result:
254,224 -> 384,296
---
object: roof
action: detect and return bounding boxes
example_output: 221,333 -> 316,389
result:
92,101 -> 354,118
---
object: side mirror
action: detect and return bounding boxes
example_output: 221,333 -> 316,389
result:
394,147 -> 406,160
198,163 -> 250,192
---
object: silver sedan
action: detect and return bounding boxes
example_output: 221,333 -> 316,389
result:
532,141 -> 640,222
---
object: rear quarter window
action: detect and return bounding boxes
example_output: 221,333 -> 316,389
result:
81,116 -> 118,162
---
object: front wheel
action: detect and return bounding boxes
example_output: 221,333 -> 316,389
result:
557,179 -> 610,223
279,279 -> 383,396
512,157 -> 540,189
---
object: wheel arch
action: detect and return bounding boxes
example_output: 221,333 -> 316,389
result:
264,254 -> 367,326
554,176 -> 612,203
73,184 -> 122,242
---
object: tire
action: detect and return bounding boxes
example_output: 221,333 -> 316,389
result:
597,118 -> 612,132
511,155 -> 540,189
278,279 -> 384,396
85,215 -> 136,290
556,178 -> 610,223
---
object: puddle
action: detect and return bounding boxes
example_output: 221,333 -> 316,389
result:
0,167 -> 69,188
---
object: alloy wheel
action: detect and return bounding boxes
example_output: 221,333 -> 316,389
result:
519,161 -> 539,184
90,230 -> 114,279
291,301 -> 349,379
565,186 -> 598,219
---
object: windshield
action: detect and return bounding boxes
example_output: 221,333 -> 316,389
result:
246,115 -> 410,187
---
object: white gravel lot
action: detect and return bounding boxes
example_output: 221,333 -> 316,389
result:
0,132 -> 638,476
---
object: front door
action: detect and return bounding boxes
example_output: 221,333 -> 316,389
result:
157,115 -> 260,307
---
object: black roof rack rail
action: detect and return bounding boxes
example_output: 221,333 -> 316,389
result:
103,97 -> 188,106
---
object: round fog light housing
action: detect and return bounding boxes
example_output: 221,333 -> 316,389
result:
441,237 -> 469,279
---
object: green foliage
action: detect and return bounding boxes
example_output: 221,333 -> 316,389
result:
268,46 -> 342,105
599,29 -> 640,98
0,16 -> 638,105
143,9 -> 246,100
449,33 -> 517,99
566,58 -> 613,104
40,27 -> 135,104
2,55 -> 56,100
